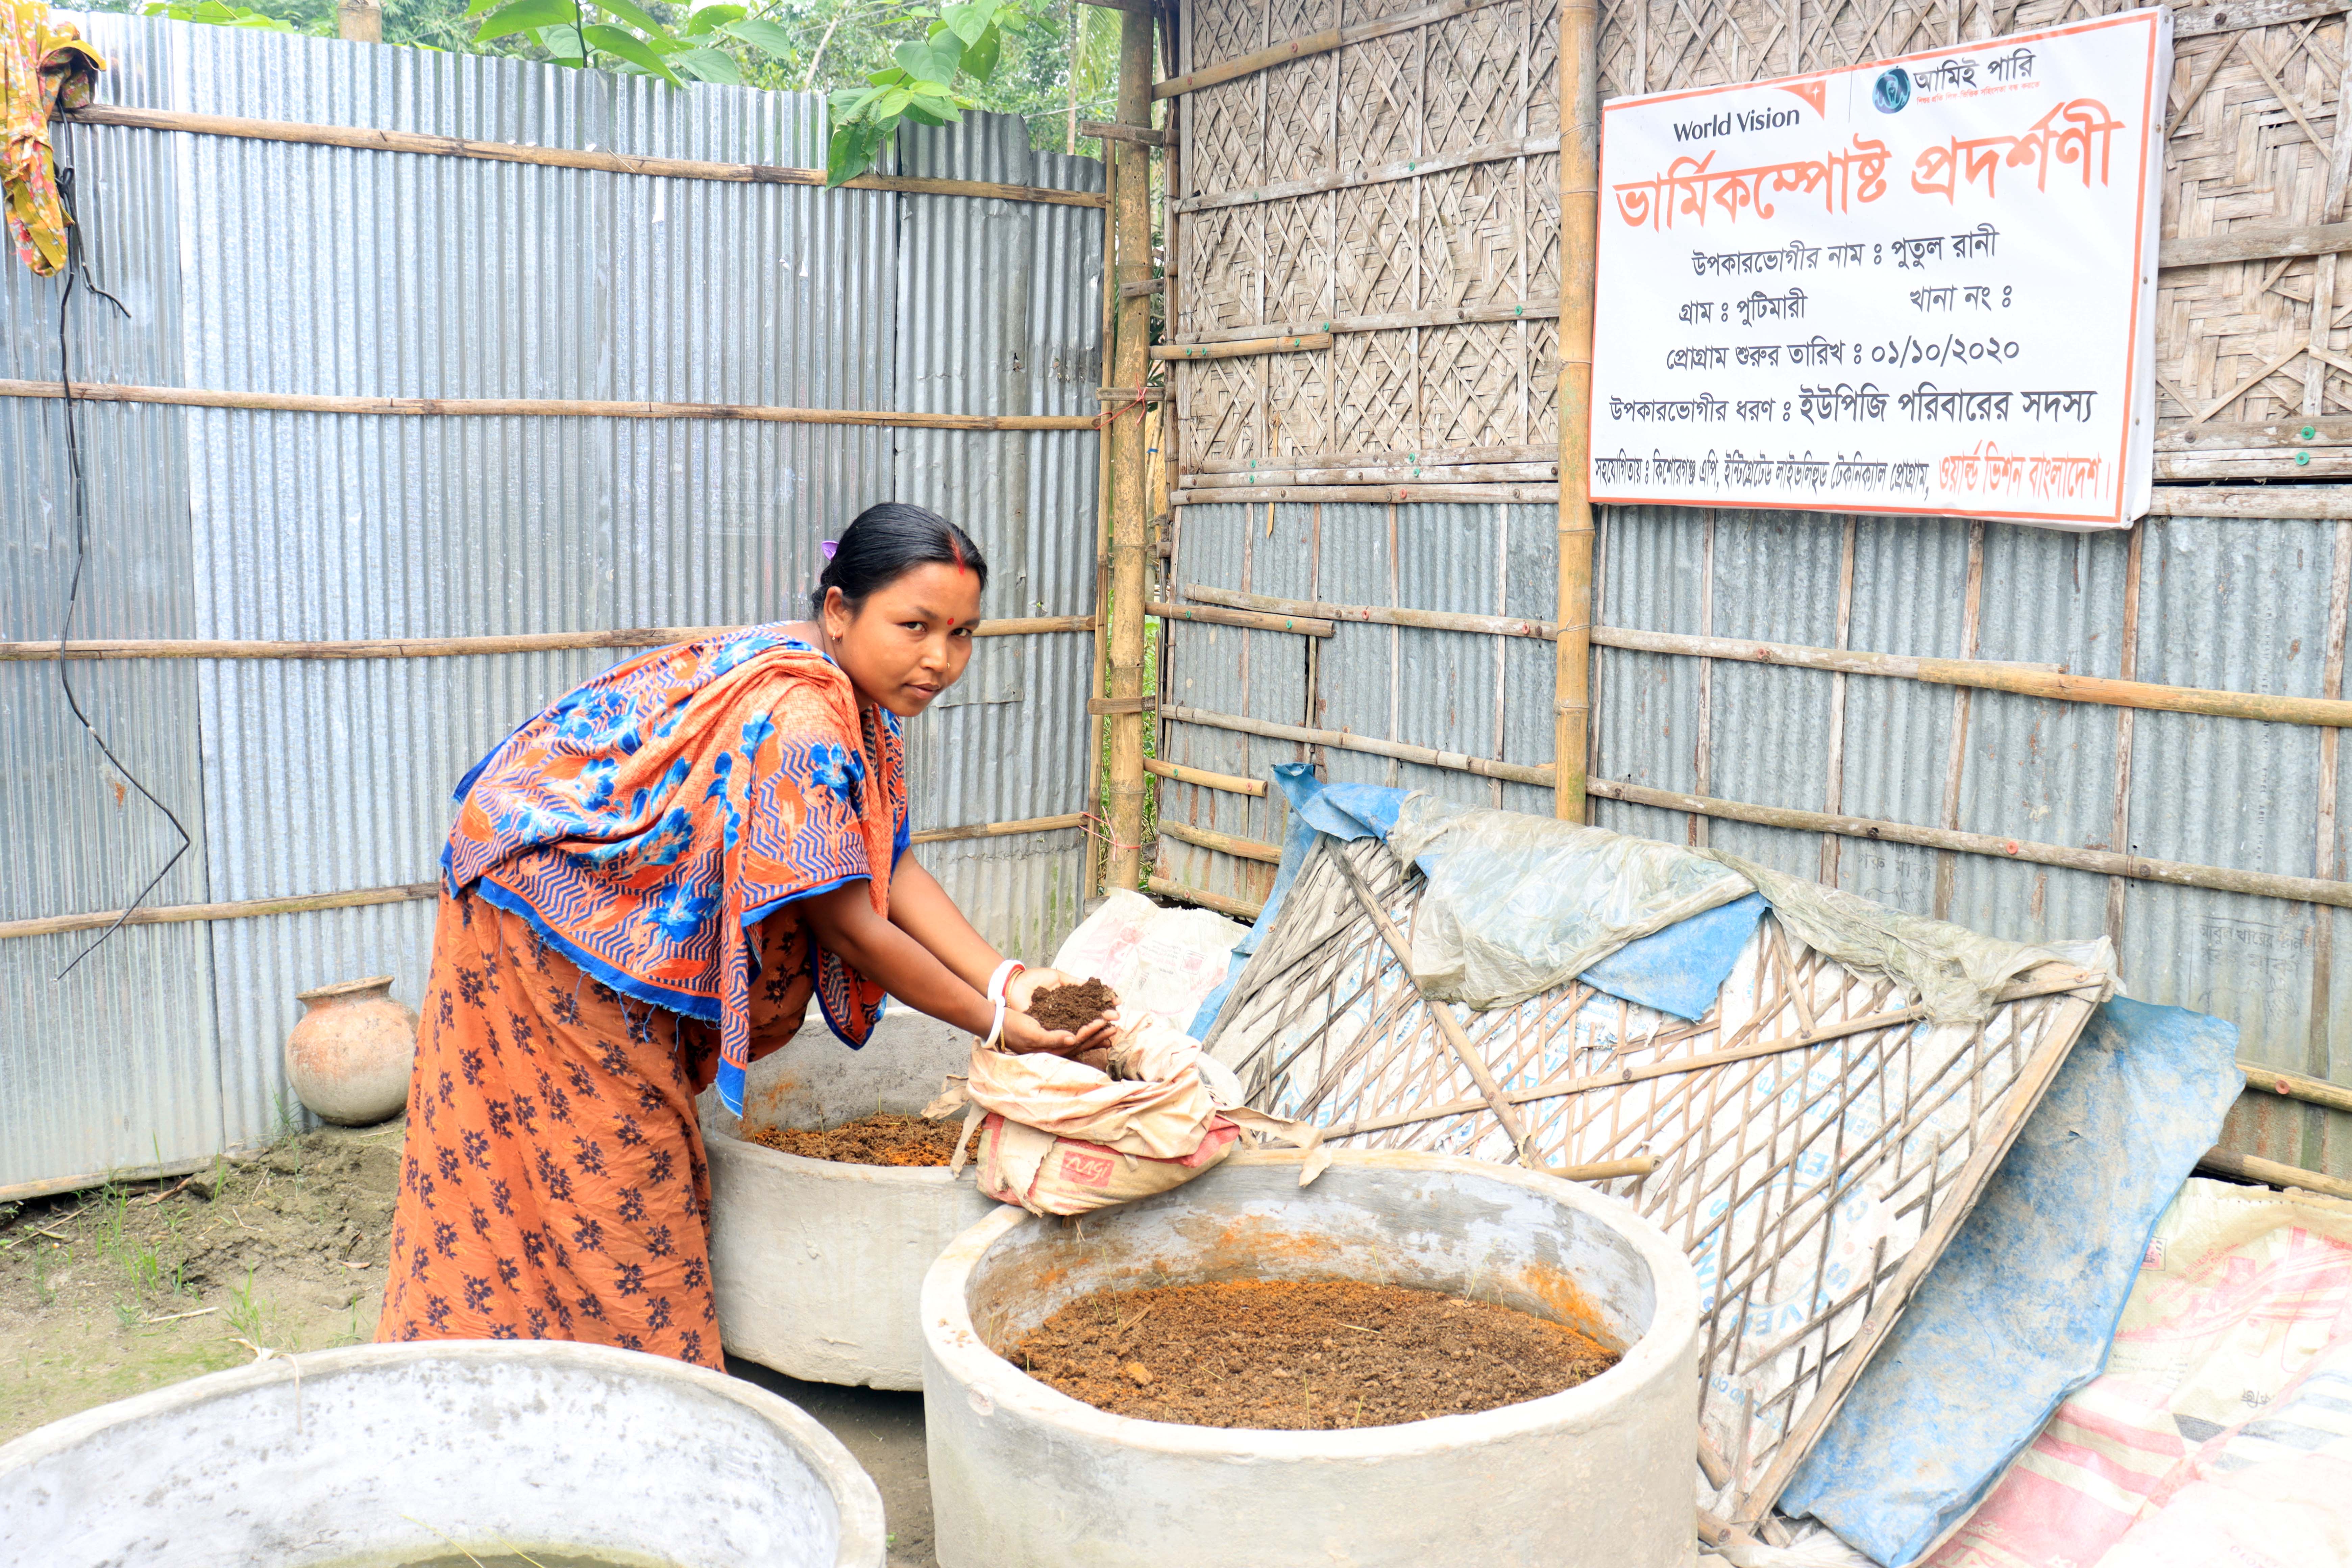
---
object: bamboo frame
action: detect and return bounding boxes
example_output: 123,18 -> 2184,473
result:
0,618 -> 1093,663
0,377 -> 1096,432
1205,836 -> 2103,1528
62,105 -> 1107,208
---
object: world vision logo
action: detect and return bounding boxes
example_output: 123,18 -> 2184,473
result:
1778,78 -> 1828,117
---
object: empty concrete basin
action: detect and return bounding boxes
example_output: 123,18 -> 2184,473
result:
707,1004 -> 997,1389
922,1148 -> 1701,1568
0,1340 -> 886,1568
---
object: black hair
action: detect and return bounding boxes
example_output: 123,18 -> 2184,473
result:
810,503 -> 989,617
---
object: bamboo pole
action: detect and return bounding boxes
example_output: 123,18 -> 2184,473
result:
1145,874 -> 1265,920
1150,333 -> 1332,361
1588,776 -> 2352,910
1145,756 -> 1267,795
1545,1156 -> 1659,1181
1555,0 -> 1599,823
0,377 -> 1096,432
1087,140 -> 1118,898
1174,482 -> 1558,504
1146,600 -> 1335,636
62,105 -> 1107,208
2196,1147 -> 2352,1201
0,814 -> 1100,941
1156,818 -> 1282,863
2241,1060 -> 2352,1115
0,617 -> 1093,663
1163,704 -> 1553,786
1103,5 -> 1156,893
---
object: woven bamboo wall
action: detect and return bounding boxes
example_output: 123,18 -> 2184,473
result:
1174,0 -> 1563,470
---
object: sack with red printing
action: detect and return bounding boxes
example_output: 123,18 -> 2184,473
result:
924,1012 -> 1326,1218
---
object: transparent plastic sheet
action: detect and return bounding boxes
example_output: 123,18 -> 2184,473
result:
1385,795 -> 2096,1028
1384,792 -> 1755,1011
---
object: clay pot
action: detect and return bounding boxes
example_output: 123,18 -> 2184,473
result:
286,976 -> 417,1126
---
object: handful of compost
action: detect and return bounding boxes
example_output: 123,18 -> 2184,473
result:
925,996 -> 1328,1218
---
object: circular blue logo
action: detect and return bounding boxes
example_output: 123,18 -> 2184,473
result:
1873,68 -> 1912,113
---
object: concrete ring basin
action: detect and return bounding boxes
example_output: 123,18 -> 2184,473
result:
705,1011 -> 998,1390
0,1339 -> 886,1568
922,1148 -> 1701,1568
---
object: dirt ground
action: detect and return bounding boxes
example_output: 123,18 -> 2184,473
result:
0,1120 -> 942,1566
0,1122 -> 402,1443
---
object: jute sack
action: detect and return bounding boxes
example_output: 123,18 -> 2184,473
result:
925,1013 -> 1326,1218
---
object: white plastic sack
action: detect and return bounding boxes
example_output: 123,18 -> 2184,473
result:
925,1013 -> 1326,1217
1050,887 -> 1250,1028
1925,1177 -> 2352,1568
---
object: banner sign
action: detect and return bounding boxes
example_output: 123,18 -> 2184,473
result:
1589,11 -> 2169,529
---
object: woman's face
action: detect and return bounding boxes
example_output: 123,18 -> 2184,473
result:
822,561 -> 983,718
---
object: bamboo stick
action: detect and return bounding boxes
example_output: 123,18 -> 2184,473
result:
63,105 -> 1107,208
2240,1060 -> 2352,1115
0,376 -> 1096,432
2196,1147 -> 2352,1200
1145,874 -> 1265,921
1151,0 -> 1505,98
0,882 -> 439,941
1174,482 -> 1558,504
1544,1156 -> 1659,1181
0,617 -> 1092,663
1333,851 -> 1542,1166
1588,777 -> 2352,910
1192,441 -> 1560,472
1150,333 -> 1331,361
1188,585 -> 1557,638
1163,703 -> 1553,785
1557,0 -> 1600,823
1173,136 -> 1561,213
1145,756 -> 1268,796
909,813 -> 1086,846
1157,818 -> 1283,863
1919,661 -> 2352,727
1175,299 -> 1562,343
1146,599 -> 1335,636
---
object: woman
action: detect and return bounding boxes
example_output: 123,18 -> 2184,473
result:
379,503 -> 1108,1364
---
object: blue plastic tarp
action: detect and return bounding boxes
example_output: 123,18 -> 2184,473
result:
1779,995 -> 2244,1565
1186,768 -> 1766,1035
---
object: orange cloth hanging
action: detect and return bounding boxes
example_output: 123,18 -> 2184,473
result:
3,0 -> 104,278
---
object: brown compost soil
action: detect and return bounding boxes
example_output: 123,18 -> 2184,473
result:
745,1112 -> 964,1167
1027,977 -> 1117,1033
1008,1278 -> 1620,1430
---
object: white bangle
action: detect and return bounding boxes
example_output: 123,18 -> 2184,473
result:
986,959 -> 1026,1005
985,994 -> 1007,1048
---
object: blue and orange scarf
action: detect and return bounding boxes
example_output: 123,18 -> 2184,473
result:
444,627 -> 908,1113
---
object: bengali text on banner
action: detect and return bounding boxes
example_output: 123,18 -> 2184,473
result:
1589,10 -> 2168,529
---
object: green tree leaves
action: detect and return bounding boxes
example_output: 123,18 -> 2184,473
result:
824,0 -> 1019,184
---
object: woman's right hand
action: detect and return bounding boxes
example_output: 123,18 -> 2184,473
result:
998,1005 -> 1115,1058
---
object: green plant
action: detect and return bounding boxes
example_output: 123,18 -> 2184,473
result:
141,0 -> 301,29
466,0 -> 797,86
226,1267 -> 266,1344
114,1293 -> 141,1330
823,0 -> 1021,183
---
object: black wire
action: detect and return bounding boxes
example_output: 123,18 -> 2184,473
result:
49,125 -> 190,981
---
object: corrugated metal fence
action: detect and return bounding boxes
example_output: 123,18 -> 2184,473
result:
0,15 -> 1102,1192
1157,498 -> 2350,1180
